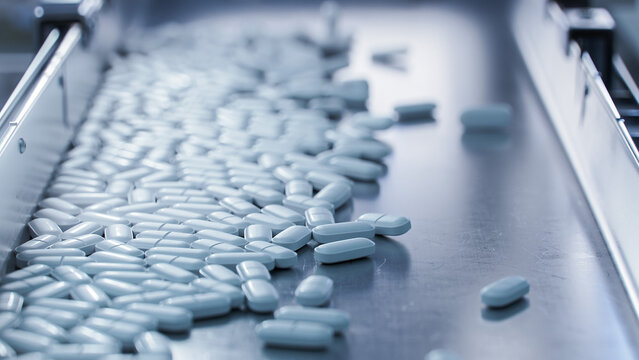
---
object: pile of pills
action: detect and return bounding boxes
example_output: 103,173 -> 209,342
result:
0,3 -> 414,359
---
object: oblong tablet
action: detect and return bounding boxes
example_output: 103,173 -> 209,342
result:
94,271 -> 160,285
105,224 -> 134,242
356,213 -> 411,236
1,264 -> 52,284
314,182 -> 351,208
285,180 -> 313,197
95,240 -> 144,258
199,265 -> 241,286
261,204 -> 306,225
0,292 -> 24,313
93,308 -> 158,331
312,222 -> 375,243
242,184 -> 284,207
181,220 -> 237,235
237,261 -> 271,282
145,254 -> 205,271
60,222 -> 104,240
0,275 -> 54,295
244,213 -> 294,234
0,328 -> 54,353
148,263 -> 197,283
274,306 -> 350,332
27,218 -> 63,237
480,276 -> 530,308
140,279 -> 198,295
244,224 -> 272,243
29,298 -> 97,316
134,331 -> 171,357
51,265 -> 92,284
304,207 -> 335,229
244,241 -> 298,269
125,303 -> 193,333
26,281 -> 73,301
128,238 -> 190,250
255,319 -> 332,349
79,263 -> 145,275
220,197 -> 260,217
282,195 -> 334,214
272,225 -> 312,251
294,275 -> 333,306
242,279 -> 279,313
305,171 -> 353,190
90,251 -> 145,265
146,247 -> 208,260
15,234 -> 59,253
190,278 -> 244,308
16,248 -> 85,268
314,237 -> 375,264
461,103 -> 512,130
94,278 -> 144,297
191,239 -> 245,254
327,156 -> 383,181
67,325 -> 121,348
19,316 -> 67,342
196,229 -> 247,247
70,284 -> 111,307
161,293 -> 231,319
206,252 -> 275,271
22,305 -> 81,328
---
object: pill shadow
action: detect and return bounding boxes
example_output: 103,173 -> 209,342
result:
260,332 -> 349,360
395,116 -> 436,125
372,236 -> 411,275
481,298 -> 529,322
334,200 -> 354,222
350,181 -> 380,198
372,60 -> 408,72
315,258 -> 375,289
461,130 -> 511,151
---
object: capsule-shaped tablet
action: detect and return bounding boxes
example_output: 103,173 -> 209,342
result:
236,261 -> 271,282
155,208 -> 204,222
110,203 -> 164,216
51,265 -> 92,284
149,263 -> 197,284
93,307 -> 158,331
356,213 -> 411,236
314,182 -> 351,208
132,222 -> 194,235
244,224 -> 272,243
128,189 -> 156,204
199,264 -> 241,286
305,170 -> 353,190
128,238 -> 190,250
0,338 -> 14,358
261,204 -> 305,225
105,224 -> 134,242
480,276 -> 530,308
219,197 -> 260,217
140,279 -> 198,295
126,303 -> 193,333
273,166 -> 304,183
39,197 -> 82,216
134,331 -> 171,357
0,275 -> 55,295
1,264 -> 52,284
16,249 -> 85,268
206,212 -> 249,235
327,156 -> 383,181
244,213 -> 294,234
60,192 -> 115,207
22,305 -> 81,328
304,207 -> 335,229
83,317 -> 146,348
19,316 -> 67,342
50,234 -> 103,254
294,275 -> 333,306
50,343 -> 121,360
162,292 -> 231,319
393,102 -> 436,121
241,184 -> 284,207
190,278 -> 244,308
312,221 -> 375,243
15,234 -> 60,253
124,212 -> 178,225
0,292 -> 24,312
79,263 -> 145,275
60,222 -> 104,240
26,281 -> 73,301
206,185 -> 252,201
285,180 -> 313,197
94,271 -> 160,285
33,208 -> 80,231
84,198 -> 127,213
145,254 -> 205,271
27,218 -> 63,237
29,255 -> 94,268
30,298 -> 97,316
95,240 -> 144,258
0,328 -> 55,353
77,211 -> 129,226
0,312 -> 19,330
181,220 -> 237,235
90,251 -> 145,265
146,247 -> 208,260
190,239 -> 245,254
275,305 -> 349,332
461,103 -> 512,130
283,195 -> 334,214
94,278 -> 144,297
244,241 -> 298,269
272,225 -> 312,251
70,284 -> 111,306
314,237 -> 375,264
255,319 -> 332,349
242,279 -> 279,313
67,325 -> 121,348
207,252 -> 275,271
196,229 -> 246,247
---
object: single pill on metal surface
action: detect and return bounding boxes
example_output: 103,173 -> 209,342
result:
199,264 -> 241,286
255,319 -> 332,349
105,224 -> 134,242
244,241 -> 298,269
149,263 -> 198,284
29,298 -> 97,316
295,275 -> 333,306
0,292 -> 24,312
134,331 -> 172,357
244,213 -> 294,234
275,305 -> 349,332
207,252 -> 275,271
312,221 -> 375,243
162,293 -> 231,319
394,102 -> 436,121
356,213 -> 411,236
461,103 -> 512,130
285,180 -> 313,197
0,328 -> 54,353
70,284 -> 111,306
126,303 -> 193,333
242,279 -> 279,313
245,224 -> 272,243
27,218 -> 63,237
190,278 -> 244,308
272,225 -> 312,251
480,276 -> 530,308
314,182 -> 351,208
51,265 -> 92,284
237,261 -> 271,282
314,237 -> 375,264
19,316 -> 66,342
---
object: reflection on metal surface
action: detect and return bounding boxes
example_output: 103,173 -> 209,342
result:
481,299 -> 530,322
461,131 -> 511,151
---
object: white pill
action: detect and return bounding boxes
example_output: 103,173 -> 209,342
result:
19,316 -> 66,342
241,185 -> 284,207
255,319 -> 332,349
33,208 -> 80,230
244,213 -> 294,234
132,222 -> 194,234
156,188 -> 208,197
191,239 -> 245,254
220,197 -> 260,217
94,271 -> 160,285
1,264 -> 52,284
145,254 -> 205,271
304,207 -> 335,229
95,240 -> 144,258
275,305 -> 349,332
25,280 -> 73,302
149,263 -> 197,283
356,213 -> 411,236
0,338 -> 14,358
244,241 -> 297,269
110,203 -> 164,216
79,263 -> 145,275
94,278 -> 144,297
140,279 -> 198,295
206,212 -> 249,235
67,325 -> 121,348
173,203 -> 224,215
110,290 -> 175,309
50,234 -> 103,254
206,185 -> 251,201
105,224 -> 134,242
305,170 -> 353,189
242,279 -> 279,313
328,156 -> 383,181
84,198 -> 128,213
393,102 -> 436,121
39,197 -> 82,216
283,195 -> 334,214
83,317 -> 145,348
22,305 -> 81,328
182,219 -> 238,235
196,229 -> 247,247
207,252 -> 275,271
312,221 -> 375,243
30,298 -> 97,316
244,224 -> 272,243
146,247 -> 208,260
15,234 -> 59,253
51,265 -> 92,284
134,331 -> 171,357
0,292 -> 23,312
0,312 -> 19,330
199,264 -> 241,286
93,308 -> 158,331
162,292 -> 231,319
351,112 -> 394,130
128,189 -> 156,204
49,343 -> 121,360
76,212 -> 129,226
314,182 -> 351,208
461,103 -> 512,130
261,204 -> 305,225
314,237 -> 375,264
27,218 -> 63,237
70,284 -> 111,306
0,328 -> 54,353
128,238 -> 190,250
295,275 -> 334,306
273,166 -> 304,183
29,255 -> 93,268
272,225 -> 312,251
126,303 -> 193,333
61,222 -> 104,240
90,251 -> 145,265
124,212 -> 178,225
0,275 -> 55,295
237,261 -> 271,282
190,278 -> 244,308
154,208 -> 204,222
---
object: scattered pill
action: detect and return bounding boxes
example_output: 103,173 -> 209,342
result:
126,303 -> 193,333
314,237 -> 375,264
356,213 -> 411,236
312,221 -> 375,243
295,275 -> 333,306
242,279 -> 279,313
275,305 -> 349,332
461,103 -> 512,130
480,276 -> 530,308
255,319 -> 332,349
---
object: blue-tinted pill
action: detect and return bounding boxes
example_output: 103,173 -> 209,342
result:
480,276 -> 530,308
